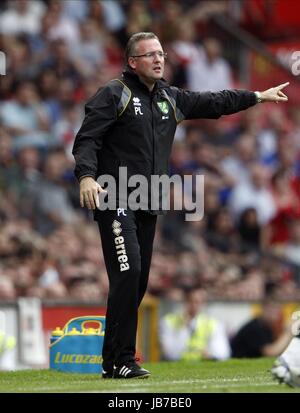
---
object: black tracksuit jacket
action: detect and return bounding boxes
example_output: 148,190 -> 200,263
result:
72,69 -> 257,215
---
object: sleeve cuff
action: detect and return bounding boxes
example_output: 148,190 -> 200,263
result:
254,91 -> 263,103
78,174 -> 95,182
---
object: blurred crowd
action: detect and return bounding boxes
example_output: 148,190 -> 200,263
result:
1,0 -> 300,303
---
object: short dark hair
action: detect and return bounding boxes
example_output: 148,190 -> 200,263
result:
125,32 -> 160,61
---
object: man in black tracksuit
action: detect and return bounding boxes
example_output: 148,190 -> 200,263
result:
72,32 -> 289,379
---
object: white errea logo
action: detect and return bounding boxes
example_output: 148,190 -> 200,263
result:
133,96 -> 143,116
112,220 -> 130,272
114,235 -> 130,272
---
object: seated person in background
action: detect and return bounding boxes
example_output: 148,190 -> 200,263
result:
160,287 -> 230,361
230,287 -> 292,358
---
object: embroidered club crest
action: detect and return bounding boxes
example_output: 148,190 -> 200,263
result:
157,101 -> 169,114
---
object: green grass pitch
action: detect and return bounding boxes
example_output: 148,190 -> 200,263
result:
0,358 -> 299,393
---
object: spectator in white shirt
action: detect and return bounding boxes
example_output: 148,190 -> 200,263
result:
221,133 -> 258,186
229,163 -> 276,225
0,0 -> 45,36
186,37 -> 233,93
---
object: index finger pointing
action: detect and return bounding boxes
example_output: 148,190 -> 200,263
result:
277,82 -> 290,90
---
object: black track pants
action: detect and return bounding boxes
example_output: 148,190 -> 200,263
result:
97,209 -> 157,367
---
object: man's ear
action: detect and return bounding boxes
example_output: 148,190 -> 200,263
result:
128,57 -> 136,70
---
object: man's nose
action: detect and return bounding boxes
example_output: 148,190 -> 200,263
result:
154,53 -> 163,62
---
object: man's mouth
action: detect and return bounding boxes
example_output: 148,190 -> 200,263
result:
153,67 -> 161,72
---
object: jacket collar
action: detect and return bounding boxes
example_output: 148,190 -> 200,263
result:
122,67 -> 169,94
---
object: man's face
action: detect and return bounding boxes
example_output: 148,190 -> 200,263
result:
185,290 -> 207,318
128,38 -> 165,84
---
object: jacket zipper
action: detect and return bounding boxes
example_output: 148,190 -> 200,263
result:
151,93 -> 155,176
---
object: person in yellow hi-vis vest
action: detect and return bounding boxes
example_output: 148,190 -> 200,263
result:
160,288 -> 230,361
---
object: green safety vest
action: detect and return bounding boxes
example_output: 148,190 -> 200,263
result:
164,313 -> 217,361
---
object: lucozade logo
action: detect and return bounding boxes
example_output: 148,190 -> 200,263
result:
54,352 -> 103,364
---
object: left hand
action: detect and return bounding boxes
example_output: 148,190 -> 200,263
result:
259,82 -> 289,103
